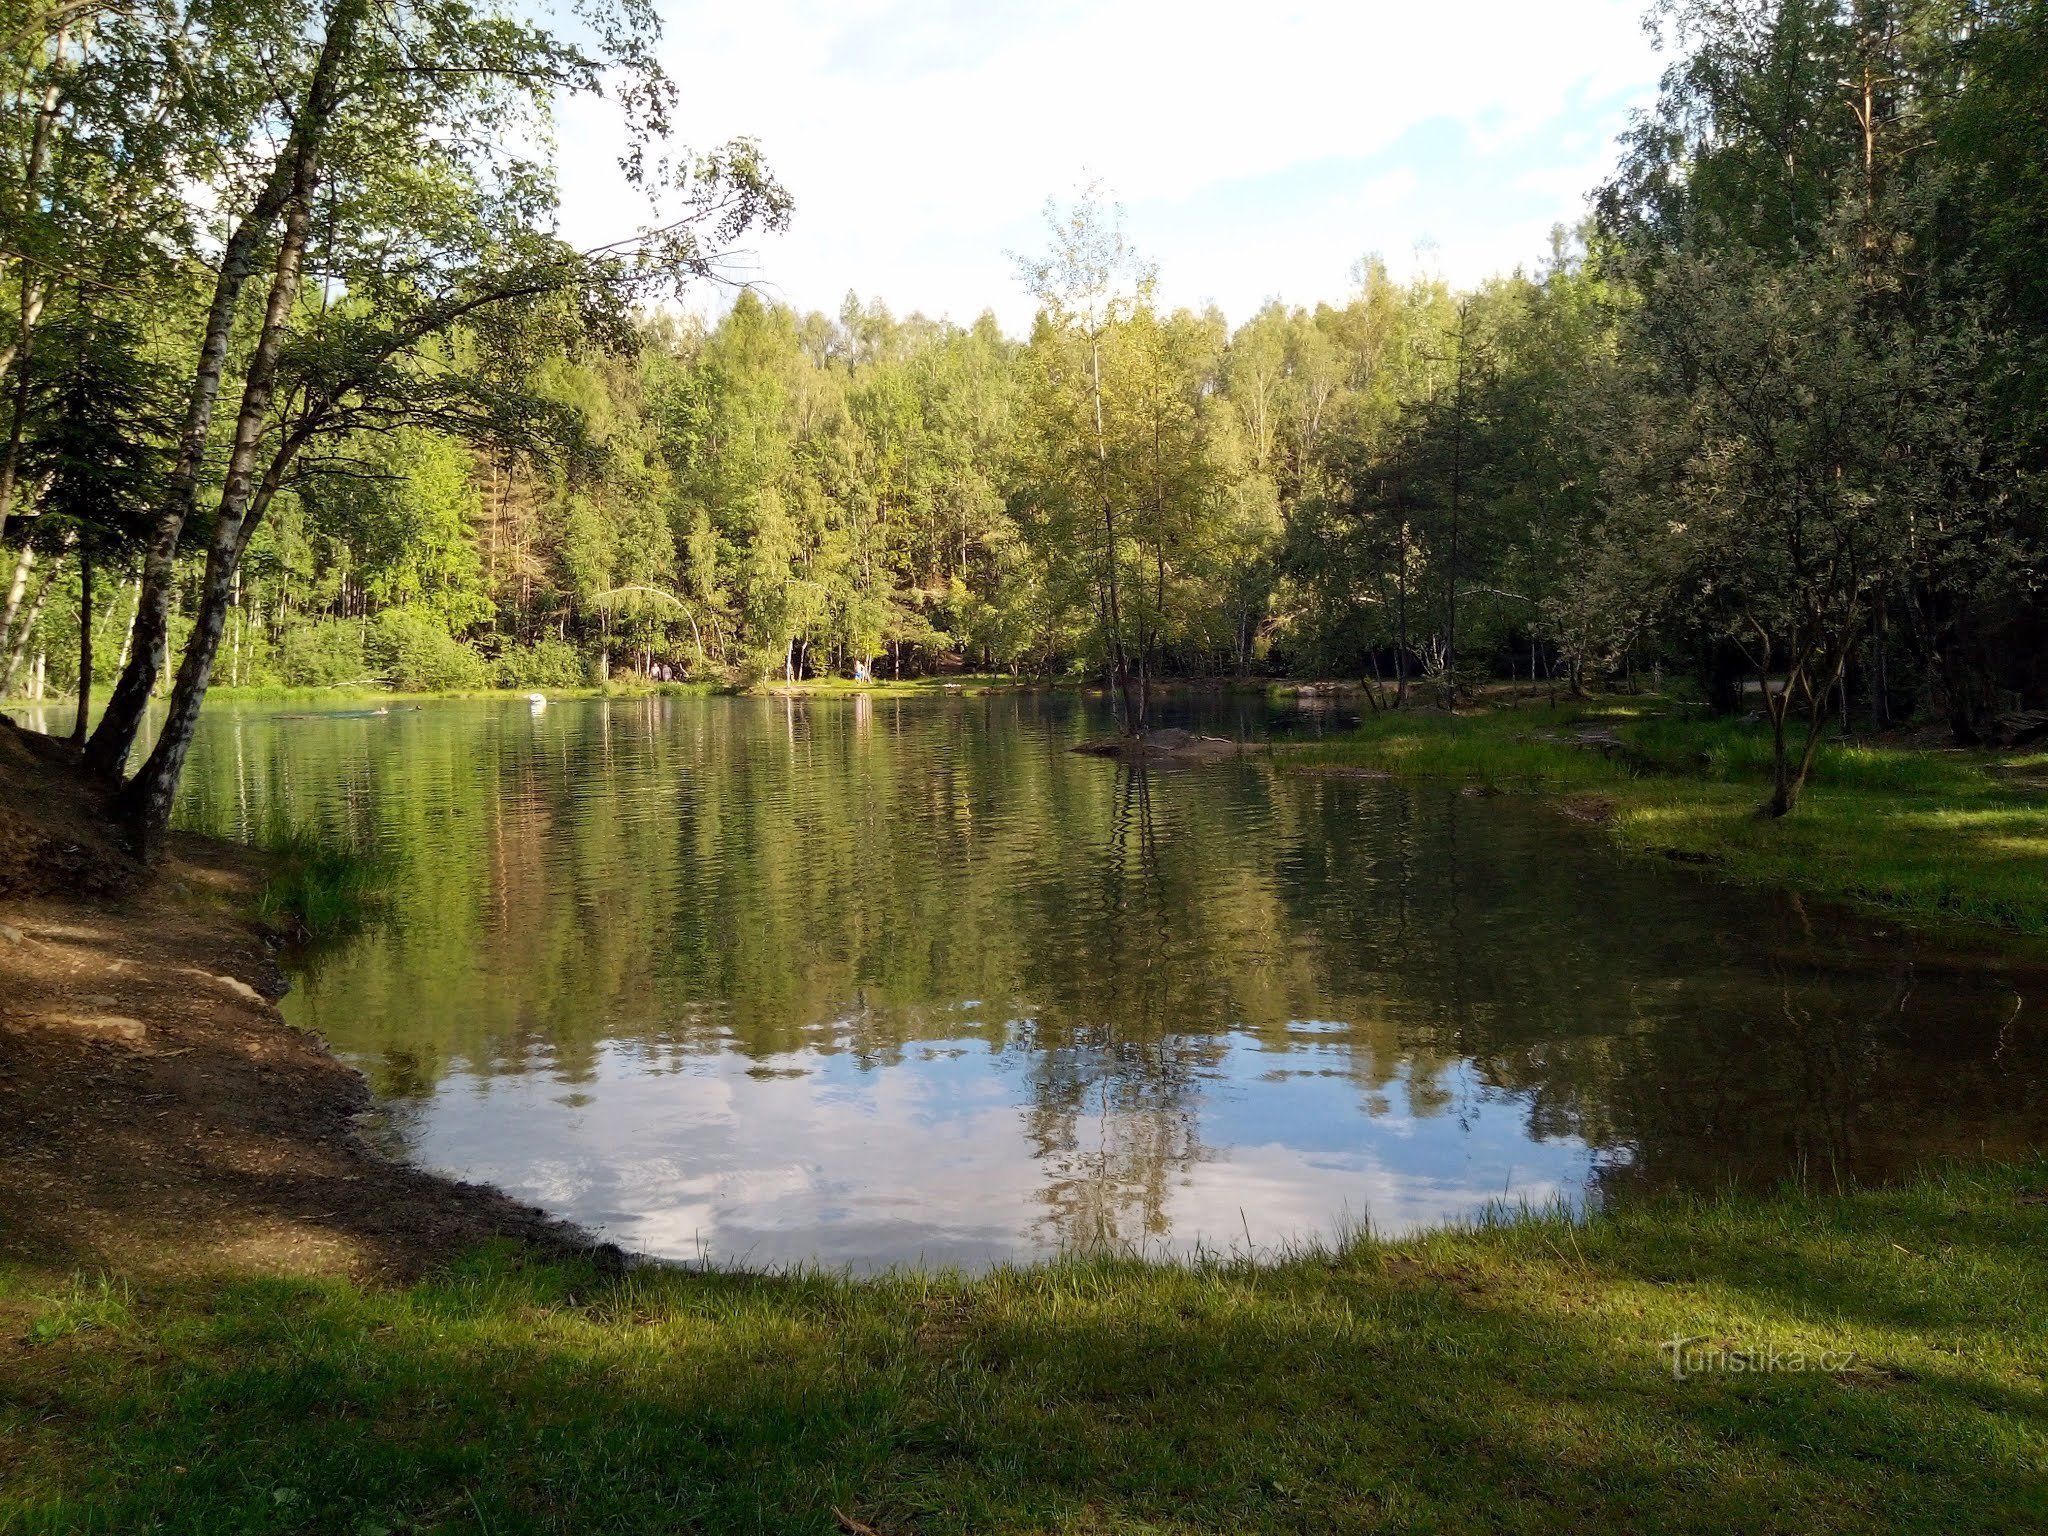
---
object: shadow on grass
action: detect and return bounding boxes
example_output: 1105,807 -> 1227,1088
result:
186,807 -> 396,944
5,1166 -> 2048,1534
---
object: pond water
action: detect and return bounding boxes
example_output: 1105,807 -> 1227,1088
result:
159,693 -> 2046,1271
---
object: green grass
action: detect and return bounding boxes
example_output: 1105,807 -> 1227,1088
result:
1283,700 -> 2048,937
240,814 -> 395,941
2,1165 -> 2046,1533
1291,706 -> 1634,788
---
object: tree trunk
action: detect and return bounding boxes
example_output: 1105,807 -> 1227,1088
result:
116,158 -> 321,851
1394,521 -> 1410,708
1764,685 -> 1795,817
116,578 -> 139,670
1763,647 -> 1850,819
119,545 -> 236,845
70,542 -> 91,746
154,582 -> 175,696
1,559 -> 58,696
117,437 -> 301,850
83,202 -> 279,772
228,564 -> 242,688
0,542 -> 33,650
1088,331 -> 1139,735
84,0 -> 361,780
1444,344 -> 1465,710
0,289 -> 46,546
0,23 -> 68,545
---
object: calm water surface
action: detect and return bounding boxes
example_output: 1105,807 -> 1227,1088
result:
161,693 -> 2046,1271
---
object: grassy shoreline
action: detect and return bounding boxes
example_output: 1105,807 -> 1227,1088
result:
4,1163 -> 2046,1533
241,820 -> 394,942
200,680 -> 727,703
182,675 -> 1043,704
4,690 -> 2045,1530
1279,698 -> 2048,940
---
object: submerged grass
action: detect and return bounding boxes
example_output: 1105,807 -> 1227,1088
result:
247,817 -> 393,940
2,1164 -> 2046,1533
175,807 -> 395,941
1284,699 -> 2048,937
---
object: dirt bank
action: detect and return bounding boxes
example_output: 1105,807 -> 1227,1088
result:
0,716 -> 600,1282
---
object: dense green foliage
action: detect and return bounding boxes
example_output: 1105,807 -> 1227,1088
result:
3,0 -> 2044,826
6,1162 -> 2048,1532
0,0 -> 788,840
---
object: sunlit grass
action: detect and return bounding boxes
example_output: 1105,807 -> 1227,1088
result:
205,682 -> 724,702
174,807 -> 396,941
1282,701 -> 2048,936
1287,706 -> 1634,789
18,1274 -> 133,1347
3,1163 -> 2045,1532
246,818 -> 393,941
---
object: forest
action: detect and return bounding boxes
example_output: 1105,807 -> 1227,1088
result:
1,0 -> 2045,842
6,7 -> 2048,1528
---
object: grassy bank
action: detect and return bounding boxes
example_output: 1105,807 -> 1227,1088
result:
202,677 -> 1037,703
168,803 -> 394,942
243,818 -> 394,941
1283,699 -> 2048,937
3,1164 -> 2045,1533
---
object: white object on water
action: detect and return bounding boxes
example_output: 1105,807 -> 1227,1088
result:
528,692 -> 547,711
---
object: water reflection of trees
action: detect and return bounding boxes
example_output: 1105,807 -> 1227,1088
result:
1014,766 -> 1220,1252
178,696 -> 2048,1239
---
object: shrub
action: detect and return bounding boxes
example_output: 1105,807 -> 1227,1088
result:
494,636 -> 590,689
274,619 -> 370,688
368,607 -> 489,692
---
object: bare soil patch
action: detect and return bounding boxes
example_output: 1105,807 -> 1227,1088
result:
0,716 -> 601,1283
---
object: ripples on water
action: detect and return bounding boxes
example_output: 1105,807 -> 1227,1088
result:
158,692 -> 2048,1271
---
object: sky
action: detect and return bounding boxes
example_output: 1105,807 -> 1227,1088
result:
554,0 -> 1669,334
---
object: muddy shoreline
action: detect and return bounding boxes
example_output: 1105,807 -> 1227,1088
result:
0,718 -> 605,1282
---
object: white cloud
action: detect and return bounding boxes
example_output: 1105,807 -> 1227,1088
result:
1354,167 -> 1422,213
382,1033 -> 1596,1272
557,0 -> 1663,328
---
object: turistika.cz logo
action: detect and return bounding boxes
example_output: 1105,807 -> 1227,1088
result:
1658,1335 -> 1857,1381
